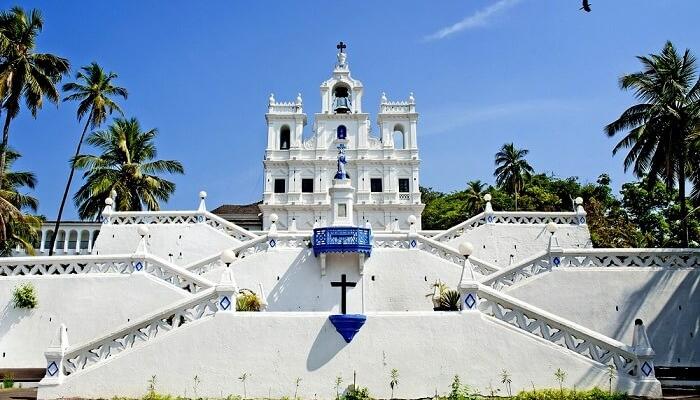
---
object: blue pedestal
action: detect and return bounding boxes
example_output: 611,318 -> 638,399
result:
329,314 -> 367,343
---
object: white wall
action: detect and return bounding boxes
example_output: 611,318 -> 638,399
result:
202,248 -> 468,313
93,224 -> 241,266
506,268 -> 699,367
39,312 -> 658,400
0,274 -> 188,367
447,224 -> 592,267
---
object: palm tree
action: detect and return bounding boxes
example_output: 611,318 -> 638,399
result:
0,145 -> 40,255
605,41 -> 700,247
49,63 -> 128,255
0,7 -> 70,188
73,117 -> 184,220
465,180 -> 486,215
494,143 -> 534,210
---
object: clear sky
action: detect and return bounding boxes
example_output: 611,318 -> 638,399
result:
8,1 -> 700,220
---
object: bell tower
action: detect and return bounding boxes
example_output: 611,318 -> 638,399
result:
320,42 -> 364,115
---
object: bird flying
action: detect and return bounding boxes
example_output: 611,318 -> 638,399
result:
580,0 -> 592,12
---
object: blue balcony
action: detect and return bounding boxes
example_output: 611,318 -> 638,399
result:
312,227 -> 372,257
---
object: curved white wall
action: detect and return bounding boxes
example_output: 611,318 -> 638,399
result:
506,268 -> 699,367
0,275 -> 188,367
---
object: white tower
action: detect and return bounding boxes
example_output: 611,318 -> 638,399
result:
259,42 -> 424,231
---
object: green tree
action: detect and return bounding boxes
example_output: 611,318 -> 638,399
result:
605,41 -> 700,247
494,143 -> 534,210
49,63 -> 127,255
0,7 -> 70,188
464,180 -> 486,215
0,146 -> 40,255
73,117 -> 184,220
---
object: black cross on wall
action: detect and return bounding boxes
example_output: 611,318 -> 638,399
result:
331,274 -> 356,314
336,41 -> 347,53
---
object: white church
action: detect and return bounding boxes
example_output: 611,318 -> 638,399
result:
0,44 -> 697,400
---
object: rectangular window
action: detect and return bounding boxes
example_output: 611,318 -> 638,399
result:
370,178 -> 383,193
274,179 -> 286,193
398,178 -> 410,193
302,178 -> 314,193
338,203 -> 347,218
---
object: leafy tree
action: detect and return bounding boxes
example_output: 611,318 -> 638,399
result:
0,146 -> 40,255
73,117 -> 184,220
0,7 -> 70,189
494,143 -> 534,210
605,41 -> 700,247
49,63 -> 128,255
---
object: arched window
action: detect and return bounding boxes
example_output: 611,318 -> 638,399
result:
68,231 -> 78,250
332,84 -> 352,114
280,125 -> 290,150
337,125 -> 347,140
393,124 -> 405,149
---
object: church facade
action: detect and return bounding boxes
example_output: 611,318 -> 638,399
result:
259,46 -> 424,231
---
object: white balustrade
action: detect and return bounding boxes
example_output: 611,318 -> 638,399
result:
104,210 -> 257,242
481,248 -> 700,291
431,213 -> 487,242
477,285 -> 639,375
62,288 -> 219,376
0,255 -> 213,293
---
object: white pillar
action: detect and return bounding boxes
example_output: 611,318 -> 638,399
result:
39,324 -> 69,386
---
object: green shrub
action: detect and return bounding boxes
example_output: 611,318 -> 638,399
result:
439,290 -> 461,311
236,289 -> 262,311
447,375 -> 481,400
2,372 -> 14,389
513,387 -> 629,400
343,385 -> 372,400
12,283 -> 38,309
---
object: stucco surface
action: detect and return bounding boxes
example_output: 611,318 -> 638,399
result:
202,248 -> 471,312
93,224 -> 241,266
447,224 -> 592,267
0,274 -> 188,367
506,267 -> 699,367
39,312 -> 658,400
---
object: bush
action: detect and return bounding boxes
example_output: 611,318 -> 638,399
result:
2,372 -> 14,389
343,386 -> 372,400
513,387 -> 628,400
236,289 -> 262,311
12,283 -> 38,309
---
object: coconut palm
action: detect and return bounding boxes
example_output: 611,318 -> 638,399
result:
605,41 -> 700,247
494,143 -> 534,210
73,117 -> 184,220
465,180 -> 486,215
0,145 -> 40,255
49,63 -> 128,255
0,7 -> 70,188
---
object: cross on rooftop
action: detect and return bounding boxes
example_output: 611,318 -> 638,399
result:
331,274 -> 356,314
336,41 -> 347,53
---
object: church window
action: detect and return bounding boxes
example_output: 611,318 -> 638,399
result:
274,179 -> 286,193
338,203 -> 347,218
302,178 -> 314,193
393,124 -> 405,149
398,178 -> 410,193
370,178 -> 383,193
337,125 -> 347,140
280,125 -> 290,150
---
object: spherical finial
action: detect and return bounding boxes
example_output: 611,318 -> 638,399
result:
458,242 -> 474,257
296,93 -> 303,105
105,197 -> 114,205
546,222 -> 557,234
137,225 -> 149,237
199,191 -> 207,199
575,197 -> 584,205
270,213 -> 279,223
220,248 -> 236,265
381,92 -> 387,104
409,92 -> 415,103
268,93 -> 275,104
483,193 -> 492,202
110,189 -> 117,199
407,215 -> 417,225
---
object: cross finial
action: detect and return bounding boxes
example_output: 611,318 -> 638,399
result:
336,41 -> 347,53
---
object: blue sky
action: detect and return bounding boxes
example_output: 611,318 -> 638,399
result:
8,1 -> 700,219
